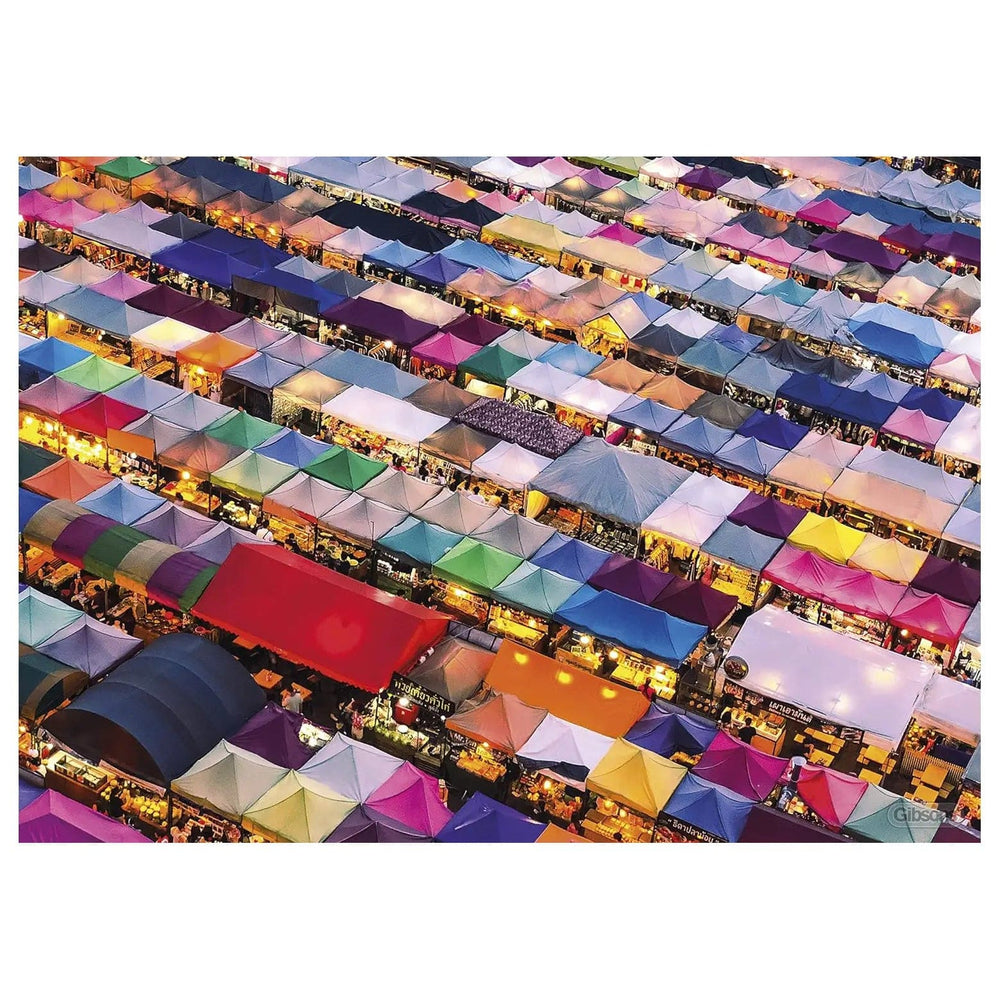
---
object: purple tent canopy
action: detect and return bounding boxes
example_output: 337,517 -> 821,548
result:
127,283 -> 199,317
323,805 -> 430,843
322,297 -> 438,348
588,552 -> 676,605
436,791 -> 545,843
923,232 -> 980,268
145,551 -> 215,610
653,578 -> 739,630
20,789 -> 149,843
810,231 -> 907,273
37,615 -> 142,679
692,731 -> 788,802
911,554 -> 980,607
679,166 -> 731,193
53,513 -> 118,564
931,821 -> 980,844
365,762 -> 453,836
228,702 -> 315,769
439,313 -> 508,347
795,198 -> 852,228
879,224 -> 929,253
738,803 -> 846,843
728,493 -> 808,539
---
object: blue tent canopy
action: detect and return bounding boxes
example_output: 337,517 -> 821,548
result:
822,187 -> 979,237
726,354 -> 792,397
609,397 -> 682,436
849,370 -> 912,404
848,322 -> 942,369
528,438 -> 690,526
539,341 -> 604,376
224,352 -> 303,391
620,291 -> 672,324
692,277 -> 755,312
699,520 -> 783,572
677,337 -> 746,377
760,278 -> 815,306
379,516 -> 462,567
191,227 -> 259,255
404,252 -> 473,287
79,480 -> 168,525
19,337 -> 92,388
660,414 -> 735,460
962,483 -> 981,513
19,164 -> 58,190
313,350 -> 424,399
530,533 -> 612,583
638,236 -> 686,263
439,240 -> 538,281
19,777 -> 45,810
777,371 -> 844,410
44,633 -> 265,785
363,239 -> 429,270
738,410 -> 810,450
626,702 -> 717,757
172,157 -> 293,202
19,488 -> 50,533
436,791 -> 545,843
252,428 -> 330,468
491,562 -> 582,617
900,386 -> 964,423
712,434 -> 787,478
629,323 -> 697,361
650,263 -> 710,294
237,266 -> 344,316
555,585 -> 706,665
661,772 -> 754,842
105,374 -> 185,410
152,242 -> 260,289
825,388 -> 897,427
47,288 -> 158,340
706,323 -> 765,354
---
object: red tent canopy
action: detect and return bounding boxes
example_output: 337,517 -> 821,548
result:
192,543 -> 448,691
21,457 -> 115,501
60,394 -> 146,438
889,588 -> 972,646
795,764 -> 867,830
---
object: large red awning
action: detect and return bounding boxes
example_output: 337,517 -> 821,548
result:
191,543 -> 448,691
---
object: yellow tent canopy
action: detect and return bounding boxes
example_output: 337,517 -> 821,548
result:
847,533 -> 929,583
481,215 -> 577,258
787,511 -> 866,564
585,739 -> 686,818
242,772 -> 355,843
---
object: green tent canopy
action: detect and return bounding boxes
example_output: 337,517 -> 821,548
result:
83,524 -> 150,581
95,157 -> 156,181
432,537 -> 523,595
57,355 -> 137,393
19,650 -> 89,723
304,445 -> 386,491
458,345 -> 530,386
179,565 -> 219,611
844,784 -> 944,844
205,410 -> 285,451
20,441 -> 61,483
210,452 -> 298,502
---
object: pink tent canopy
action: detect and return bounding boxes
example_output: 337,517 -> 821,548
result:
710,223 -> 763,254
749,236 -> 805,267
19,191 -> 60,221
90,271 -> 156,301
890,589 -> 972,646
411,331 -> 481,371
795,765 -> 867,830
477,190 -> 520,214
37,199 -> 101,231
881,407 -> 949,447
826,567 -> 907,620
19,789 -> 148,843
762,544 -> 852,602
796,198 -> 852,229
929,351 -> 980,388
592,221 -> 644,246
692,732 -> 788,802
364,762 -> 452,836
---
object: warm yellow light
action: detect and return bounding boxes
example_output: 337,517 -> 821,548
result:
453,587 -> 468,599
634,429 -> 644,439
24,416 -> 34,426
509,306 -> 519,317
608,649 -> 619,661
632,215 -> 643,226
67,435 -> 76,445
181,471 -> 191,481
383,339 -> 394,348
195,366 -> 205,376
542,780 -> 552,791
44,422 -> 54,433
580,634 -> 592,646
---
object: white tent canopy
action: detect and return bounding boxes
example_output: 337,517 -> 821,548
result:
726,606 -> 935,750
472,441 -> 554,490
322,385 -> 449,445
934,403 -> 981,465
360,279 -> 464,326
131,317 -> 207,357
664,471 -> 749,517
517,714 -> 614,775
507,360 -> 581,401
359,467 -> 443,513
555,377 -> 634,419
912,673 -> 980,746
641,496 -> 727,546
319,492 -> 408,542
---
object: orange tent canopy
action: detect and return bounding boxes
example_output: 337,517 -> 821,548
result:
485,639 -> 648,739
177,333 -> 256,376
535,823 -> 590,844
21,457 -> 115,501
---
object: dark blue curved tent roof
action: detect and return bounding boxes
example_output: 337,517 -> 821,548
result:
436,791 -> 544,843
661,772 -> 754,842
625,702 -> 717,757
44,633 -> 264,784
438,240 -> 537,281
713,434 -> 787,477
738,410 -> 810,450
252,427 -> 330,468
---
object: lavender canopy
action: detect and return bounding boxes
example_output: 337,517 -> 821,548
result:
20,789 -> 149,843
228,702 -> 315,769
297,732 -> 404,803
37,616 -> 142,679
323,805 -> 430,843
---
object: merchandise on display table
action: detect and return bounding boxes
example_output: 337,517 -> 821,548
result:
509,771 -> 585,826
581,796 -> 655,843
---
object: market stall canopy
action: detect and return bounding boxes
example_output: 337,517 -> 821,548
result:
692,731 -> 787,802
243,771 -> 355,843
528,438 -> 690,526
889,589 -> 972,646
57,354 -> 137,393
415,489 -> 496,535
78,479 -> 167,526
319,493 -> 408,543
322,385 -> 449,445
725,606 -> 935,749
795,765 -> 868,831
739,803 -> 846,843
378,516 -> 461,567
471,441 -> 554,491
588,552 -> 675,605
555,586 -> 706,666
193,543 -> 448,691
105,373 -> 185,410
421,423 -> 501,471
490,561 -> 582,616
132,502 -> 216,548
18,588 -> 85,647
304,445 -> 385,491
517,714 -> 613,782
446,691 -> 547,755
661,773 -> 754,842
19,790 -> 149,844
586,739 -> 686,817
458,397 -> 582,460
786,511 -> 866,564
19,650 -> 89,723
406,637 -> 495,706
171,740 -> 288,822
471,509 -> 556,559
405,379 -> 478,419
298,732 -> 405,803
364,762 -> 453,837
21,457 -> 115,502
313,349 -> 423,398
910,554 -> 980,607
228,702 -> 314,769
912,673 -> 980,747
45,633 -> 264,785
844,784 -> 943,844
530,532 -> 611,584
433,537 -> 524,595
360,467 -> 443,514
625,701 -> 718,758
436,791 -> 545,843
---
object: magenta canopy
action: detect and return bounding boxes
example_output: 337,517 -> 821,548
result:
593,221 -> 644,245
795,765 -> 867,830
810,232 -> 908,273
692,731 -> 787,802
364,762 -> 452,836
20,789 -> 149,842
711,223 -> 763,254
749,236 -> 805,267
796,198 -> 852,229
411,331 -> 481,371
889,588 -> 972,646
91,271 -> 156,301
19,191 -> 60,222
